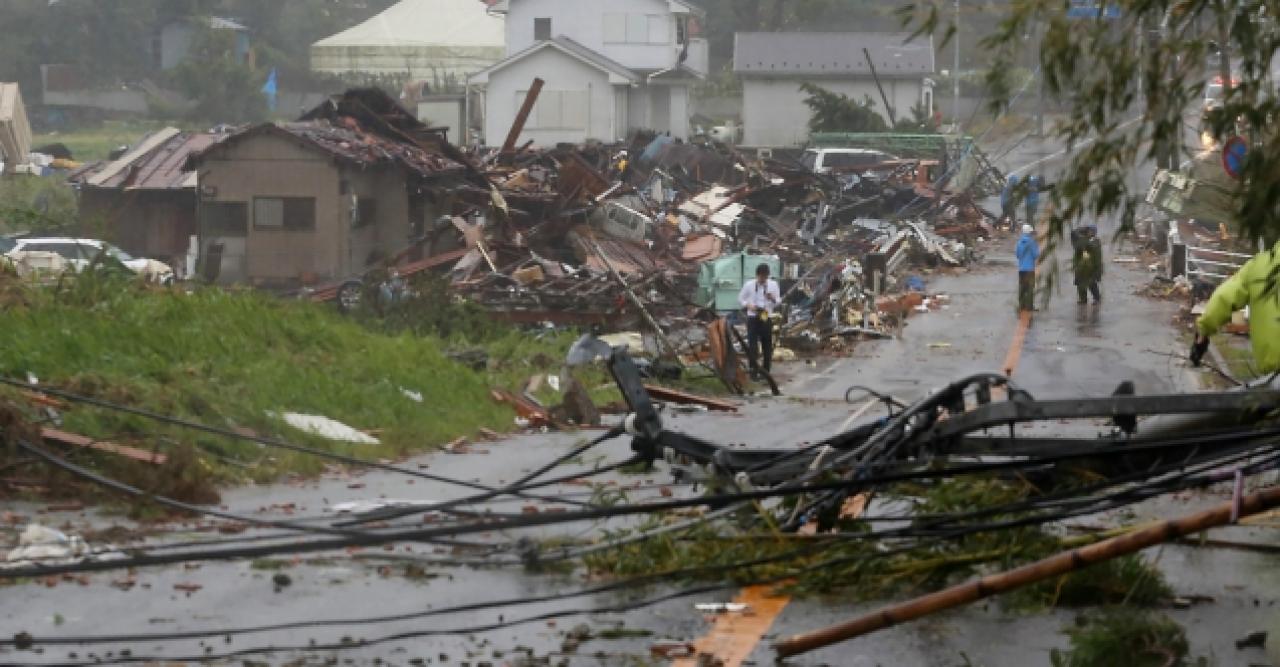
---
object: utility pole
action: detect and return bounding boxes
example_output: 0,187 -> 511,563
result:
1034,23 -> 1045,137
952,0 -> 961,128
1217,0 -> 1232,94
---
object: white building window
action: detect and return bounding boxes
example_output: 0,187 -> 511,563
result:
520,90 -> 588,130
603,14 -> 668,44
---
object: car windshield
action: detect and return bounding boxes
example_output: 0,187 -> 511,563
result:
799,152 -> 818,170
0,238 -> 14,254
101,244 -> 135,262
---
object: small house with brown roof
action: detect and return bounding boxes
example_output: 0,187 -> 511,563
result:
188,107 -> 469,288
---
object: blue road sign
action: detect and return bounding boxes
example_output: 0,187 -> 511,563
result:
1223,136 -> 1247,180
1066,2 -> 1121,19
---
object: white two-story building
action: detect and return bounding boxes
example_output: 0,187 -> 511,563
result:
469,0 -> 708,146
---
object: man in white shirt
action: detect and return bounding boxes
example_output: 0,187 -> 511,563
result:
738,263 -> 781,378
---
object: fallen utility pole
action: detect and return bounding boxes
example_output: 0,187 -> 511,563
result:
774,483 -> 1280,658
589,239 -> 678,360
501,77 -> 544,157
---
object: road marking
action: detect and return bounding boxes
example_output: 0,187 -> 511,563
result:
677,233 -> 1041,664
1003,310 -> 1033,377
673,584 -> 792,667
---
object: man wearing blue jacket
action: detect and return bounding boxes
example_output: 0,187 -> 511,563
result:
1016,224 -> 1040,312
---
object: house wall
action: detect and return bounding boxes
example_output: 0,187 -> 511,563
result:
668,84 -> 690,140
344,167 -> 412,273
79,189 -> 197,273
505,0 -> 680,71
741,77 -> 930,148
197,133 -> 342,286
310,44 -> 506,85
484,48 -> 619,146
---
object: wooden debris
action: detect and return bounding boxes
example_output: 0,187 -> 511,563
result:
40,427 -> 168,465
643,385 -> 739,412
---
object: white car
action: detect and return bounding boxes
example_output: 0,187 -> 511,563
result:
799,148 -> 900,175
0,237 -> 175,284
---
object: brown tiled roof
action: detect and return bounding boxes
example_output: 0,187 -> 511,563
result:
189,120 -> 465,179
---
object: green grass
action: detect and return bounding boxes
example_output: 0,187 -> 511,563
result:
33,120 -> 177,163
0,274 -> 620,494
1050,609 -> 1206,667
0,175 -> 78,232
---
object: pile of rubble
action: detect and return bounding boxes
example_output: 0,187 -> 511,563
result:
306,88 -> 1005,385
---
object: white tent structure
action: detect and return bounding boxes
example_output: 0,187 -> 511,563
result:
311,0 -> 505,88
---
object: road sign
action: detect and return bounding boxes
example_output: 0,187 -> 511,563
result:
1223,136 -> 1248,180
1066,2 -> 1121,19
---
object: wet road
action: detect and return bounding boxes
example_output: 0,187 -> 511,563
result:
4,135 -> 1277,667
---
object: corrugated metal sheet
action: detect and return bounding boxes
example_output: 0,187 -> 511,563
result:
77,131 -> 223,191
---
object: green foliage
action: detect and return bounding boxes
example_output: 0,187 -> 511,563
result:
167,26 -> 267,124
908,0 -> 1280,247
581,476 -> 1169,605
0,176 -> 78,232
1014,554 -> 1171,609
0,1 -> 398,121
801,82 -> 890,133
1050,610 -> 1204,667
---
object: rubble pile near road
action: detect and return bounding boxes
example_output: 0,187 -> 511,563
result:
291,90 -> 1006,374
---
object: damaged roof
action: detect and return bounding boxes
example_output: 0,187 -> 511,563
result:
74,130 -> 224,190
734,32 -> 935,77
188,119 -> 466,179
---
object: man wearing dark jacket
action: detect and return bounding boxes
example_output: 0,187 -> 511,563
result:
1073,225 -> 1103,304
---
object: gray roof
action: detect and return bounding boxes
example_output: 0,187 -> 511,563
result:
470,36 -> 640,85
734,32 -> 934,77
551,36 -> 640,82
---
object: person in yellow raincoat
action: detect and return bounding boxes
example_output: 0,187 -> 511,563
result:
1191,239 -> 1280,374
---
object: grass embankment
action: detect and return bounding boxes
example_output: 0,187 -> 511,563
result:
0,274 -> 620,499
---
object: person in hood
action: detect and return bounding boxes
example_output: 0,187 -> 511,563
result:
1015,224 -> 1040,312
1025,175 -> 1042,225
1191,238 -> 1280,374
1073,224 -> 1103,304
1001,175 -> 1021,228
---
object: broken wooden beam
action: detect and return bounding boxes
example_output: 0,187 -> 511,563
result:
642,385 -> 739,412
41,428 -> 168,466
500,77 -> 544,157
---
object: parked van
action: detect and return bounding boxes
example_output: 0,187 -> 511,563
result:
800,148 -> 899,175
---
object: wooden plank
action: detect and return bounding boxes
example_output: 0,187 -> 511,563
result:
41,427 -> 168,466
642,385 -> 739,412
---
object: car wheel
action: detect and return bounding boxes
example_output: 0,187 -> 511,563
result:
337,280 -> 364,313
